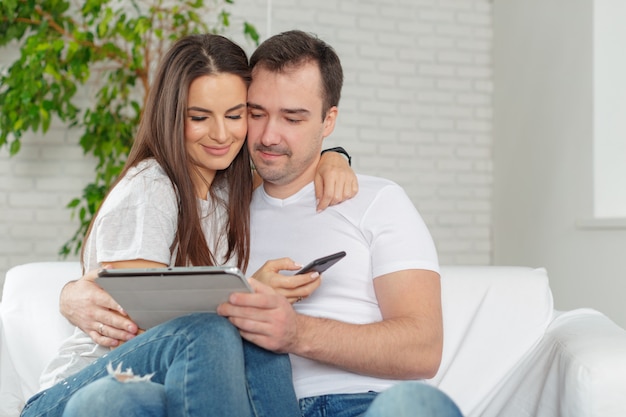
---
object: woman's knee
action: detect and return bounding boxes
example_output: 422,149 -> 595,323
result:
63,376 -> 166,417
157,313 -> 238,340
159,313 -> 242,352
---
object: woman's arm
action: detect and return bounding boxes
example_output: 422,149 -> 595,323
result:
315,148 -> 358,211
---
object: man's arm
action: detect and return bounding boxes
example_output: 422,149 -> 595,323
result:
218,268 -> 443,380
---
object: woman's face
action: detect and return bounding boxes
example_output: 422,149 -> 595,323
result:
185,73 -> 248,195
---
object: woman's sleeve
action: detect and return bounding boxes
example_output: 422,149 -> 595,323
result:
93,172 -> 179,265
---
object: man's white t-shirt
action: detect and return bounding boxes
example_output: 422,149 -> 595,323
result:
39,159 -> 231,391
248,174 -> 439,400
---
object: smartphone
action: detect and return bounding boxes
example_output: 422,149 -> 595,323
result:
295,251 -> 346,275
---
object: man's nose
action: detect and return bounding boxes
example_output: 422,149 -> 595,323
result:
258,118 -> 281,146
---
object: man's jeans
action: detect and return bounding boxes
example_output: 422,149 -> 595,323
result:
20,313 -> 299,417
299,382 -> 463,417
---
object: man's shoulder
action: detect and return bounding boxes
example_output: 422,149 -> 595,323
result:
354,174 -> 405,200
356,174 -> 398,188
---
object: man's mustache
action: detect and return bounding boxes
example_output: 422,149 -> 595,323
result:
253,144 -> 292,157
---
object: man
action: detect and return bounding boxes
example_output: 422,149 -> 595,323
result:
215,30 -> 462,416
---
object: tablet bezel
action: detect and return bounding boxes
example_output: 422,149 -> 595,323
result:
97,266 -> 251,329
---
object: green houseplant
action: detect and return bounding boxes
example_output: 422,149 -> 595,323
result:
0,0 -> 258,256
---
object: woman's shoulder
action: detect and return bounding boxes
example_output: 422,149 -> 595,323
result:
127,158 -> 169,180
106,159 -> 177,208
121,159 -> 173,189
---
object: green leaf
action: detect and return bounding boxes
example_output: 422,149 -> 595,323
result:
67,198 -> 81,208
244,22 -> 260,45
9,140 -> 21,156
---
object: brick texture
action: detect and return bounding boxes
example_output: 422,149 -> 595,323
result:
0,0 -> 493,292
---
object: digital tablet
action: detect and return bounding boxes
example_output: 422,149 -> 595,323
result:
97,266 -> 251,329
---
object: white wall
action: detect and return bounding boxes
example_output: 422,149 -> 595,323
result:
0,0 -> 495,296
493,0 -> 626,328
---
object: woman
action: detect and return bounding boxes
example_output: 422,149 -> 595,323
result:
21,34 -> 355,417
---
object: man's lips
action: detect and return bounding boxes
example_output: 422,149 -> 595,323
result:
258,150 -> 285,159
254,146 -> 290,160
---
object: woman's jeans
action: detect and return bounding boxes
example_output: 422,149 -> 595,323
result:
21,313 -> 299,417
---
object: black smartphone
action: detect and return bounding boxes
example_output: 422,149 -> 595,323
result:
295,251 -> 346,275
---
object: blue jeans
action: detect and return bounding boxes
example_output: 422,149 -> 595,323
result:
299,382 -> 463,417
21,313 -> 299,417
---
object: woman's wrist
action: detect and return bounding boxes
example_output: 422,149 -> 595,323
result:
321,146 -> 351,166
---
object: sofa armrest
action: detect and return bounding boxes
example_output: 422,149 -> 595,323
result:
479,309 -> 626,417
432,266 -> 554,416
0,262 -> 80,416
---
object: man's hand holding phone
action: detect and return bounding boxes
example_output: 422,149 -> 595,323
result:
252,252 -> 345,304
252,258 -> 320,304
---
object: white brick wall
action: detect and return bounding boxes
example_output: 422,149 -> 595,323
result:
0,0 -> 493,292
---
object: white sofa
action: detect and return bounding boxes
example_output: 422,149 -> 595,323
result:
1,262 -> 626,417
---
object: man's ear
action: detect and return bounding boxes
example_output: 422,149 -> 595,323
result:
322,106 -> 338,138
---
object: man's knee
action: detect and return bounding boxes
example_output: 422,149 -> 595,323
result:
365,382 -> 462,417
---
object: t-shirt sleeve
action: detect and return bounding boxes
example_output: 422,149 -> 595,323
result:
363,183 -> 440,279
93,170 -> 178,265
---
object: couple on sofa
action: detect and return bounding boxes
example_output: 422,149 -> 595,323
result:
21,30 -> 462,417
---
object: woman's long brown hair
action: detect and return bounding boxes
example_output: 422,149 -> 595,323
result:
82,34 -> 252,271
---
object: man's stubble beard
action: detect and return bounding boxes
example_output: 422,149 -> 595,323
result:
253,152 -> 318,187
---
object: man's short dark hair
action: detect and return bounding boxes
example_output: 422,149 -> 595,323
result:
250,30 -> 343,119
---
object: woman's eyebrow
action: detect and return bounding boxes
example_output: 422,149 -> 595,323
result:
187,106 -> 212,114
227,103 -> 247,112
187,103 -> 247,113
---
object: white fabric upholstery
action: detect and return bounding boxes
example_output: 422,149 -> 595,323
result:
432,266 -> 555,415
0,262 -> 79,416
1,262 -> 625,417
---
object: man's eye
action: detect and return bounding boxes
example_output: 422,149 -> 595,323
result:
249,113 -> 264,119
286,118 -> 301,124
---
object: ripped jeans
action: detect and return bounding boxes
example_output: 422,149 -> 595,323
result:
20,313 -> 299,417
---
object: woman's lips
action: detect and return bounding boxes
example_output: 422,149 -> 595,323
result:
203,144 -> 231,156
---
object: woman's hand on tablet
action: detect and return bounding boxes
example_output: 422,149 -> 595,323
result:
59,266 -> 140,347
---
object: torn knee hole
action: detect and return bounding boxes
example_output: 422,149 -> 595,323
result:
107,362 -> 155,383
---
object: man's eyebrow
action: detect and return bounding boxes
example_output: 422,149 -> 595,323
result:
247,102 -> 265,111
188,103 -> 246,113
247,102 -> 310,116
283,108 -> 310,116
